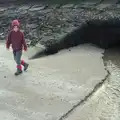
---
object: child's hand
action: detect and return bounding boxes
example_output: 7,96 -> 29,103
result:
6,45 -> 9,50
24,47 -> 27,51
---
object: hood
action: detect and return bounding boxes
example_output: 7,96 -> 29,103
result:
11,19 -> 20,28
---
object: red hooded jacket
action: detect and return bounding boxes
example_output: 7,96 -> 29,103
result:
6,20 -> 27,51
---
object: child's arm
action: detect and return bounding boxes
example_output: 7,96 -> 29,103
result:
22,33 -> 27,51
6,32 -> 11,49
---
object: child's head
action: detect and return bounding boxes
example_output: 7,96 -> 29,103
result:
11,19 -> 20,32
13,26 -> 19,32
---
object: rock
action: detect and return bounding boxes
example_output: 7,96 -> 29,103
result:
27,24 -> 38,29
18,6 -> 30,11
40,36 -> 55,43
4,76 -> 6,78
0,8 -> 7,12
35,43 -> 45,49
62,4 -> 74,8
0,2 -> 120,54
29,6 -> 45,12
96,4 -> 112,10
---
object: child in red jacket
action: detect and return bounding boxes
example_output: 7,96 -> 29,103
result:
6,20 -> 29,75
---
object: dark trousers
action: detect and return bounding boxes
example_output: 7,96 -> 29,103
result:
13,50 -> 22,66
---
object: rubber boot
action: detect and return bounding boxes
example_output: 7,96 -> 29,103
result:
15,65 -> 22,76
21,60 -> 29,71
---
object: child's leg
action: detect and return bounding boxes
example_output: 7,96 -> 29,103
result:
13,51 -> 22,65
21,60 -> 29,71
13,51 -> 17,64
16,50 -> 22,66
14,51 -> 22,75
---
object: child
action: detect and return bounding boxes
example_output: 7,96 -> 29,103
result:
6,19 -> 29,75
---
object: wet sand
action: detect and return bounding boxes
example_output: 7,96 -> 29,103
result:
0,43 -> 106,120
